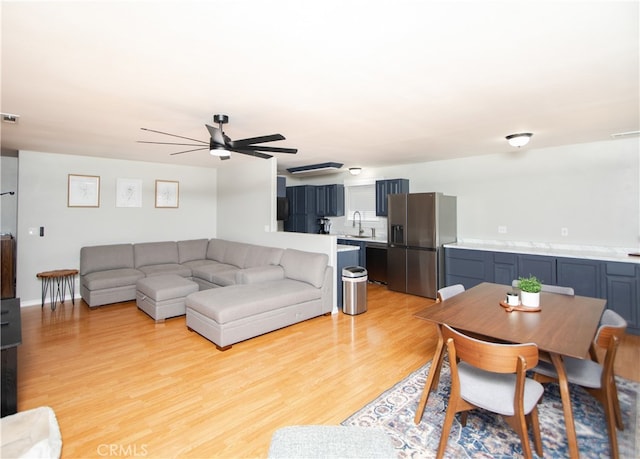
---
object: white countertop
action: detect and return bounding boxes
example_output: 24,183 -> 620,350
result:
335,235 -> 387,244
337,244 -> 360,252
445,239 -> 640,264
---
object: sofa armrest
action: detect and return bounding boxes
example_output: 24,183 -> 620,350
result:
236,265 -> 285,284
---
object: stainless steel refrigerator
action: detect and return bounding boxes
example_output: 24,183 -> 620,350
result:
387,192 -> 457,298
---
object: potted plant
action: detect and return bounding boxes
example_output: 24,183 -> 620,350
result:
518,275 -> 542,307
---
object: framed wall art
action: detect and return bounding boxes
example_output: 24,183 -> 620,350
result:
68,174 -> 100,207
116,178 -> 142,208
155,180 -> 179,208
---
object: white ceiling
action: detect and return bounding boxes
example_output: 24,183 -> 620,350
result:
1,1 -> 638,175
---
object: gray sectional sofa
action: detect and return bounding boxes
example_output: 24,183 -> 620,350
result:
79,238 -> 333,349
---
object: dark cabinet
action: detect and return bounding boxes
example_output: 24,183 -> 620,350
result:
518,255 -> 556,285
1,298 -> 21,417
1,235 -> 16,299
316,184 -> 344,217
338,239 -> 366,267
604,262 -> 638,333
375,179 -> 409,216
284,186 -> 318,233
493,252 -> 517,286
444,247 -> 640,335
557,257 -> 602,298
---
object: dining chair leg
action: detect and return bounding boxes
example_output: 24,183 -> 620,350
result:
529,407 -> 543,457
414,330 -> 445,424
611,376 -> 624,430
601,387 -> 620,459
436,403 -> 457,459
504,414 -> 534,459
550,353 -> 580,459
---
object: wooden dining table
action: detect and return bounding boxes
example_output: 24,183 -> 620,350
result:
413,282 -> 606,459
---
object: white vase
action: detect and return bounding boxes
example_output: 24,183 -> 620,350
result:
520,291 -> 540,308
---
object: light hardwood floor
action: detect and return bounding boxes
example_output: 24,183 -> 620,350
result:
16,284 -> 639,458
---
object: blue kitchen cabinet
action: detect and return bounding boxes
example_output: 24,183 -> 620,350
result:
493,252 -> 517,286
517,254 -> 556,286
603,262 -> 639,334
375,179 -> 409,216
444,248 -> 491,289
557,257 -> 602,298
316,184 -> 344,217
284,186 -> 318,233
338,239 -> 367,267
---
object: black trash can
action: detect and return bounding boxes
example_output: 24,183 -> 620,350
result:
342,266 -> 368,315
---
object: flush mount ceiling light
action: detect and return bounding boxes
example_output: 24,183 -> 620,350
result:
348,167 -> 362,176
506,133 -> 533,148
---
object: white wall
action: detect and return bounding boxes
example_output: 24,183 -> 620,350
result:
216,158 -> 338,310
16,151 -> 218,304
293,138 -> 640,249
1,156 -> 19,236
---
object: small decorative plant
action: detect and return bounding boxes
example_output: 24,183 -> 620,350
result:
518,275 -> 542,293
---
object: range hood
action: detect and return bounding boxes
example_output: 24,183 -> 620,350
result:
286,162 -> 343,176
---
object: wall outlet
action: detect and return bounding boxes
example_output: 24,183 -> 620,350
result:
561,227 -> 569,237
498,225 -> 507,234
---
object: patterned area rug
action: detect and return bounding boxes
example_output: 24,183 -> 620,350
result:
342,360 -> 639,458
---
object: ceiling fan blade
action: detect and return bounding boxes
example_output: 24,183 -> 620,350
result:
230,148 -> 273,159
138,141 -> 206,147
140,128 -> 208,144
242,145 -> 298,154
169,147 -> 209,156
231,134 -> 285,146
205,124 -> 226,146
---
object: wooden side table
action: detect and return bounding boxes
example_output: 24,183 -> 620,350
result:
36,269 -> 79,310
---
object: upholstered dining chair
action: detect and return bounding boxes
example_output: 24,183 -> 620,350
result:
532,309 -> 627,459
436,284 -> 465,303
511,280 -> 575,296
437,324 -> 544,459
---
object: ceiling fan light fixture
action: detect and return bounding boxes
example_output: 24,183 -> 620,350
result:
349,167 -> 362,176
209,144 -> 230,158
506,132 -> 533,148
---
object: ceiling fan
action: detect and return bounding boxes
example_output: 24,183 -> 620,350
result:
139,114 -> 297,160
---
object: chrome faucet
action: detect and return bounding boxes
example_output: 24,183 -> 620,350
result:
353,210 -> 364,236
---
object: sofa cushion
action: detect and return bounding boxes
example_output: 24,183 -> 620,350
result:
221,241 -> 249,268
178,239 -> 209,263
244,246 -> 284,268
138,263 -> 192,278
134,241 -> 179,268
191,263 -> 239,285
82,268 -> 145,290
80,244 -> 134,275
186,279 -> 322,324
236,266 -> 285,284
279,249 -> 328,289
206,239 -> 227,263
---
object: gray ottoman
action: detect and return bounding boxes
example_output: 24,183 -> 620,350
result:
136,275 -> 199,322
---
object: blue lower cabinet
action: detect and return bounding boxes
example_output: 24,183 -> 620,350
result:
557,257 -> 602,298
444,247 -> 639,335
604,262 -> 638,334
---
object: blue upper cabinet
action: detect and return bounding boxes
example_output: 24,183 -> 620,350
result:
316,184 -> 344,217
375,179 -> 409,216
284,185 -> 318,233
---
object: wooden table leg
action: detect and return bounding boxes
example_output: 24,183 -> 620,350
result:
550,352 -> 580,459
414,326 -> 444,424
